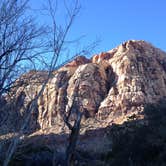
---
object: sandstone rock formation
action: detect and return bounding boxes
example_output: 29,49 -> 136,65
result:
1,40 -> 166,165
98,40 -> 166,123
1,40 -> 166,133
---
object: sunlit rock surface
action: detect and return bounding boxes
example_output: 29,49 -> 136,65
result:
1,40 -> 166,132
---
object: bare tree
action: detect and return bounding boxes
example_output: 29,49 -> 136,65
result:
63,79 -> 83,166
0,0 -> 48,97
0,0 -> 100,165
1,0 -> 86,165
0,0 -> 47,162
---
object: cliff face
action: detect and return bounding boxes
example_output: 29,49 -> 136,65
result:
97,40 -> 166,123
1,40 -> 166,133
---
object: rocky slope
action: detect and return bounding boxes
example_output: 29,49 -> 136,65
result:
1,40 -> 166,165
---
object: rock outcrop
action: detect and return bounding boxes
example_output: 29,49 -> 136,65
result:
1,40 -> 166,165
1,40 -> 166,132
98,40 -> 166,123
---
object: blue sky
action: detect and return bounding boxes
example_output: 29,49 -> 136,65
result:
30,0 -> 166,56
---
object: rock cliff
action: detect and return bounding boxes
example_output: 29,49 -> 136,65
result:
1,40 -> 166,165
1,40 -> 166,133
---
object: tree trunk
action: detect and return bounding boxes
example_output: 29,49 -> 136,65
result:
65,112 -> 82,166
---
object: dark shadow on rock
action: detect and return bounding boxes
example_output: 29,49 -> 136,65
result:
0,91 -> 40,135
0,128 -> 111,165
105,98 -> 166,166
0,133 -> 68,166
1,98 -> 166,165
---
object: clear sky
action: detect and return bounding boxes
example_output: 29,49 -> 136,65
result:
30,0 -> 166,56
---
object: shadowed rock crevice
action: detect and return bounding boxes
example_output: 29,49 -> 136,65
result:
105,65 -> 116,92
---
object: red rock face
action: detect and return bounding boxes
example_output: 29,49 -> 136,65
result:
92,52 -> 113,63
2,40 -> 166,133
65,56 -> 91,67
